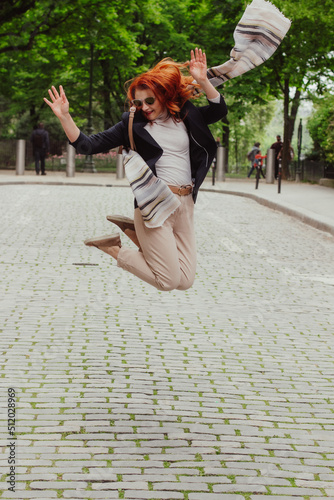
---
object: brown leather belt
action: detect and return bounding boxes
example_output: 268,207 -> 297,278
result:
168,184 -> 193,196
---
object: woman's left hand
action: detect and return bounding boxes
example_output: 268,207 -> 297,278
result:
188,47 -> 208,84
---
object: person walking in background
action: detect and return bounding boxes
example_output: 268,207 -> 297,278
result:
44,48 -> 227,292
247,142 -> 261,178
270,135 -> 283,180
277,140 -> 294,179
30,123 -> 50,175
278,140 -> 294,162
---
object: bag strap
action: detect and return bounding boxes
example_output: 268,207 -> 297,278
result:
118,106 -> 136,154
128,106 -> 136,151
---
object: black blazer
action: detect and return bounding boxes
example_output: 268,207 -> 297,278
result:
71,96 -> 227,202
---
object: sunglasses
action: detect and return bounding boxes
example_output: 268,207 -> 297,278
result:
131,97 -> 156,108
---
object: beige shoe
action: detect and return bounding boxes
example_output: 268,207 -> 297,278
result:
106,215 -> 135,233
84,233 -> 121,248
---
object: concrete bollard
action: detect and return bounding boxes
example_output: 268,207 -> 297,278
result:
216,145 -> 225,182
16,139 -> 25,175
116,153 -> 124,179
66,144 -> 76,177
266,148 -> 275,184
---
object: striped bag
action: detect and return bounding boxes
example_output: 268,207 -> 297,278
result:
123,150 -> 180,229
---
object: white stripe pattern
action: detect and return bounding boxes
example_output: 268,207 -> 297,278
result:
207,0 -> 291,87
123,150 -> 181,229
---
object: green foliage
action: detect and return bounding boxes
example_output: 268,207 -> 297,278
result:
0,0 -> 333,161
307,93 -> 334,162
226,99 -> 276,168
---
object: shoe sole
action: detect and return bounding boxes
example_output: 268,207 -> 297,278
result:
84,233 -> 121,247
106,215 -> 135,232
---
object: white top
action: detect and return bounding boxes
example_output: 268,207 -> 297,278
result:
144,95 -> 221,186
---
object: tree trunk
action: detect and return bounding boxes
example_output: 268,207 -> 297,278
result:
282,78 -> 291,179
30,105 -> 37,128
289,88 -> 301,143
100,59 -> 113,130
282,80 -> 301,179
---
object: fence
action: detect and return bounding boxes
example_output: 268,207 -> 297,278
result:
0,140 -> 17,168
1,139 -> 333,180
289,160 -> 331,183
0,139 -> 117,173
230,159 -> 333,183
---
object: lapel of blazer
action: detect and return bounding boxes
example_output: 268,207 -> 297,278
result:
132,113 -> 159,148
131,113 -> 163,169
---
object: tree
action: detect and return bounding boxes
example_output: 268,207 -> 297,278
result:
0,0 -> 76,54
256,0 -> 334,177
0,0 -> 199,135
307,93 -> 334,163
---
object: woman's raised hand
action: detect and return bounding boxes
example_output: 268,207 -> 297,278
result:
188,48 -> 208,85
188,47 -> 220,100
44,85 -> 69,119
43,85 -> 80,143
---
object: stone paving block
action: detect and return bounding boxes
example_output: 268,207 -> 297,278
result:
250,497 -> 306,500
189,496 -> 244,500
153,481 -> 209,491
143,467 -> 200,476
13,473 -> 57,481
235,477 -> 290,486
30,466 -> 83,473
91,480 -> 148,490
203,467 -> 258,476
62,492 -> 119,499
296,480 -> 334,489
319,473 -> 334,480
213,484 -> 268,493
271,487 -> 324,495
53,460 -> 108,467
10,460 -> 53,466
62,472 -> 118,481
122,492 -> 184,499
29,481 -> 88,490
1,494 -> 58,499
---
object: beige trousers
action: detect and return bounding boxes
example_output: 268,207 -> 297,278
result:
117,193 -> 196,291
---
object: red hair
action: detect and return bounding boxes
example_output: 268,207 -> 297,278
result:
126,58 -> 200,119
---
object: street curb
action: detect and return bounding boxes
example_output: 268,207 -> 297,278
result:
201,188 -> 334,237
0,181 -> 129,188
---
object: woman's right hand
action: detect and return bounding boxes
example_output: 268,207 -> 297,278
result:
43,85 -> 80,143
44,85 -> 69,119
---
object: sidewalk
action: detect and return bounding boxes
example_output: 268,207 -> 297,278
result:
1,169 -> 334,236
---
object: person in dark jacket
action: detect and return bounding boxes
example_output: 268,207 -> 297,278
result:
270,135 -> 283,179
30,123 -> 49,175
44,48 -> 227,291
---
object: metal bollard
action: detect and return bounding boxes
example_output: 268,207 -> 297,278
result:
211,163 -> 216,185
15,139 -> 25,175
66,144 -> 76,177
278,159 -> 282,194
255,165 -> 260,189
222,146 -> 228,178
266,148 -> 275,184
116,153 -> 124,179
216,145 -> 225,182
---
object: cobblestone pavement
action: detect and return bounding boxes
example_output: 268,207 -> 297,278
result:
1,184 -> 334,500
